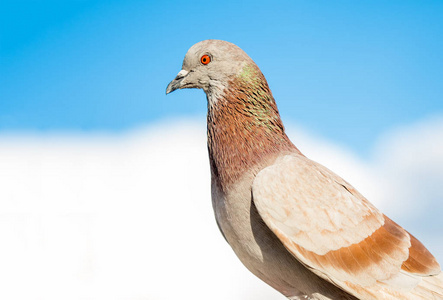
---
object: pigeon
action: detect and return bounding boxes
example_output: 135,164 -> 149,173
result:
166,39 -> 443,300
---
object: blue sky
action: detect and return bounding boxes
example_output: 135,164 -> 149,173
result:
1,0 -> 442,155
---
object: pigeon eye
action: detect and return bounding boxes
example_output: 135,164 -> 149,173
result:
201,55 -> 211,65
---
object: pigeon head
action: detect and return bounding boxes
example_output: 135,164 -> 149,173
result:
166,39 -> 254,97
166,40 -> 297,190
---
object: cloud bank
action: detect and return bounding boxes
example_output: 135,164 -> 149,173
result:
0,116 -> 442,300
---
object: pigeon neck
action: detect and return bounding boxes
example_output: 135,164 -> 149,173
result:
207,64 -> 297,192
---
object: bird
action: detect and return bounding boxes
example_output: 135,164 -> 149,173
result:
166,39 -> 443,299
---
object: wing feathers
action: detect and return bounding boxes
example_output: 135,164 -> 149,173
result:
401,229 -> 441,275
252,153 -> 442,298
285,217 -> 410,285
252,154 -> 385,255
381,215 -> 440,276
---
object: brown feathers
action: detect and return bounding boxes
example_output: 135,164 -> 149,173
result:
401,227 -> 441,275
293,217 -> 410,285
207,63 -> 297,191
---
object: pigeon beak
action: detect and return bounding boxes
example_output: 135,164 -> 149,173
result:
166,69 -> 189,94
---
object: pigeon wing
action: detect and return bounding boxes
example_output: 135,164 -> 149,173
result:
252,154 -> 441,298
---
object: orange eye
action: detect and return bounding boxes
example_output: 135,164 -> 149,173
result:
201,54 -> 211,65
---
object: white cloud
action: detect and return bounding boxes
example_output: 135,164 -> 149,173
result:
0,116 -> 441,299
